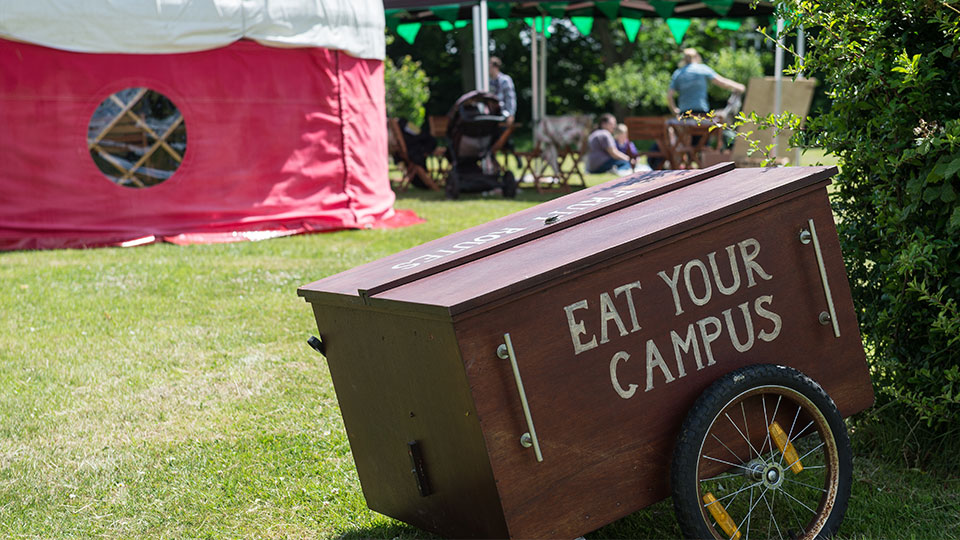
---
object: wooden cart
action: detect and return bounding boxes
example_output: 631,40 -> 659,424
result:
298,163 -> 874,539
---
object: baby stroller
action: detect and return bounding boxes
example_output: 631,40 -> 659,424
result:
444,91 -> 517,200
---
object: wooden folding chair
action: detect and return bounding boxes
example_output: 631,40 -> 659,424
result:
623,116 -> 679,170
388,118 -> 440,191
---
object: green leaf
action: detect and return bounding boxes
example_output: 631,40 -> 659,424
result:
940,183 -> 956,203
922,186 -> 941,203
944,155 -> 960,179
949,206 -> 960,231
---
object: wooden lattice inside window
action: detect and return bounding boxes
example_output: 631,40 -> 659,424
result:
87,88 -> 187,188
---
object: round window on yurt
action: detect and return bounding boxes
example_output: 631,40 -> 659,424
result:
87,88 -> 187,188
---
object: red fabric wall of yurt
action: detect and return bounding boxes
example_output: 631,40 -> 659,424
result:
0,38 -> 417,250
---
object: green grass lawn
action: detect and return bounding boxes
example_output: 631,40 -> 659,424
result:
1,166 -> 956,538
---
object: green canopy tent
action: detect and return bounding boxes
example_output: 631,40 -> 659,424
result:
385,1 -> 793,154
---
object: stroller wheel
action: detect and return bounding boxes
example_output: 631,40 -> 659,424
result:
445,170 -> 460,200
502,171 -> 517,199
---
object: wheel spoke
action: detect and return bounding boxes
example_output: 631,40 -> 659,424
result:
783,476 -> 827,493
725,412 -> 763,461
741,402 -> 752,459
779,405 -> 802,467
701,472 -> 748,483
736,483 -> 765,540
761,488 -> 783,540
704,480 -> 763,506
785,441 -> 826,471
712,432 -> 745,463
779,485 -> 818,514
760,395 -> 771,457
702,454 -> 756,474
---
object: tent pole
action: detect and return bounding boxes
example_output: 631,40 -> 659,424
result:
472,5 -> 482,91
531,22 -> 540,130
796,24 -> 805,165
539,19 -> 546,120
479,0 -> 490,92
772,17 -> 784,161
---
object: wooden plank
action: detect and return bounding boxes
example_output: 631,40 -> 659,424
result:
311,306 -> 508,538
298,163 -> 734,301
375,166 -> 838,315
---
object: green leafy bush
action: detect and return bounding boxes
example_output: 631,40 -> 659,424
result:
785,1 -> 960,430
586,59 -> 673,113
705,47 -> 763,104
384,54 -> 430,127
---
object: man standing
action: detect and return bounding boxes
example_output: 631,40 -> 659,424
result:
488,56 -> 516,122
667,48 -> 746,116
586,113 -> 632,175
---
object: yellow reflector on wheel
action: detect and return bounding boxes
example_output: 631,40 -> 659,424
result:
703,492 -> 741,540
769,421 -> 804,474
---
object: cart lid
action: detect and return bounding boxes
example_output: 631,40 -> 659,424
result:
298,164 -> 837,316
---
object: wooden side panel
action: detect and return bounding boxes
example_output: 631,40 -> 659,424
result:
308,306 -> 508,538
453,188 -> 873,539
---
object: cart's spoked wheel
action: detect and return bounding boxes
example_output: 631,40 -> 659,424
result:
671,365 -> 852,540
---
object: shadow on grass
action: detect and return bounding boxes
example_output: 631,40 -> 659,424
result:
333,522 -> 440,540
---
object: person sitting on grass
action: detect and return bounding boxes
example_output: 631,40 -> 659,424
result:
614,123 -> 639,170
586,113 -> 632,175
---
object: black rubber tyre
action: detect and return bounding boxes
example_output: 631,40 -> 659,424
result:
502,171 -> 517,199
671,364 -> 852,540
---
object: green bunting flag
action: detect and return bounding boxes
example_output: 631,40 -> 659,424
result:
666,18 -> 691,44
594,1 -> 619,20
487,18 -> 510,31
650,0 -> 676,19
621,17 -> 642,43
396,23 -> 421,44
438,20 -> 468,31
489,1 -> 513,19
570,16 -> 594,36
542,2 -> 568,18
717,18 -> 742,31
524,16 -> 552,37
431,4 -> 461,22
704,0 -> 734,16
384,9 -> 405,31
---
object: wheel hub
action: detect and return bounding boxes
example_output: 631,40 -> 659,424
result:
762,464 -> 785,489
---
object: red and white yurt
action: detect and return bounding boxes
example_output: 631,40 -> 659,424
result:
0,0 -> 417,250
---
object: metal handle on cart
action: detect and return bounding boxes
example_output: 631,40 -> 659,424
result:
800,219 -> 841,338
497,333 -> 544,462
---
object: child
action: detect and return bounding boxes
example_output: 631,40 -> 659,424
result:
614,123 -> 638,170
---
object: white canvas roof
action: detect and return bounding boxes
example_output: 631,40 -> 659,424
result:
0,0 -> 385,60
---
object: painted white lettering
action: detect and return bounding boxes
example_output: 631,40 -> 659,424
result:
610,351 -> 638,399
645,339 -> 675,391
697,316 -> 722,367
684,259 -> 713,307
671,323 -> 703,373
755,295 -> 783,342
738,238 -> 773,287
708,245 -> 742,296
564,300 -> 598,355
613,281 -> 643,332
599,292 -> 628,344
658,265 -> 685,316
723,302 -> 756,353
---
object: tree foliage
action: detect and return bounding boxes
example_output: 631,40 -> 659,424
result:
785,0 -> 960,428
384,53 -> 431,127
